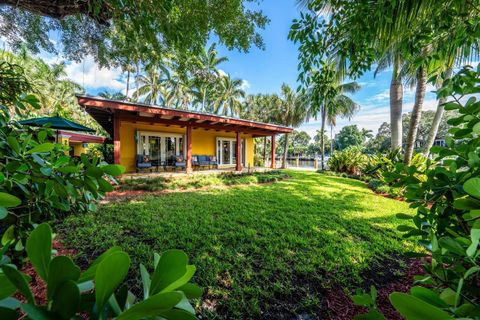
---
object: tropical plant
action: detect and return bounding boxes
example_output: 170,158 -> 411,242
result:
335,125 -> 372,150
0,62 -> 125,258
304,61 -> 361,170
191,43 -> 229,112
327,146 -> 367,175
214,74 -> 245,116
353,65 -> 480,320
291,0 -> 480,157
0,1 -> 267,68
0,223 -> 200,319
133,65 -> 172,105
269,84 -> 308,168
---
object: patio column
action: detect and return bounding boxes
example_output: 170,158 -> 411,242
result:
186,124 -> 192,174
271,134 -> 276,169
236,131 -> 242,172
263,136 -> 267,167
113,113 -> 120,164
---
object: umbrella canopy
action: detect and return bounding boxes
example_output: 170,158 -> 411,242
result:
18,116 -> 95,133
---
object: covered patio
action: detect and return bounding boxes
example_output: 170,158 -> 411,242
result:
76,95 -> 293,174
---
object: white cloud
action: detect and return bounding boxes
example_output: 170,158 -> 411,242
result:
241,79 -> 251,91
369,89 -> 390,103
218,69 -> 228,77
299,98 -> 441,136
63,56 -> 126,90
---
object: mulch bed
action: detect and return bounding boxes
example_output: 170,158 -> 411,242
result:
323,258 -> 425,320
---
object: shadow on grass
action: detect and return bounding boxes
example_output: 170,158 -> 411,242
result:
58,170 -> 414,320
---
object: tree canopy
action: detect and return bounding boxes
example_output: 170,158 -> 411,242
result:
0,0 -> 269,67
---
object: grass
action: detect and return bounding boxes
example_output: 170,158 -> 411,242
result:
117,170 -> 290,192
58,170 -> 415,319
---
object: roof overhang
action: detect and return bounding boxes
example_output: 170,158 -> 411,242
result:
76,95 -> 294,137
57,130 -> 106,144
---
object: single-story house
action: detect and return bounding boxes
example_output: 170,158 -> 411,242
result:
56,130 -> 106,157
76,95 -> 293,173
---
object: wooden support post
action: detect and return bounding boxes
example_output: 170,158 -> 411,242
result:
113,113 -> 121,164
236,131 -> 242,172
271,135 -> 276,169
186,124 -> 192,174
263,136 -> 267,167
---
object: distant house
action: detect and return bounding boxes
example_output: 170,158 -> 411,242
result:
76,96 -> 293,173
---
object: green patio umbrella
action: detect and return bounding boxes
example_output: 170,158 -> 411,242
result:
18,116 -> 95,132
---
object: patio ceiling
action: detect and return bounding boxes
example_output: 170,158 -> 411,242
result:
76,95 -> 293,138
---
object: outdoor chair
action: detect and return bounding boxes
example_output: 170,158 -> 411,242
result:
209,156 -> 218,168
136,154 -> 153,173
175,156 -> 186,172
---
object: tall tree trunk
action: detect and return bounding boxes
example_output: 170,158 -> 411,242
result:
126,69 -> 130,100
320,104 -> 327,170
135,61 -> 139,101
404,67 -> 427,164
330,124 -> 334,155
423,68 -> 453,156
390,58 -> 403,150
282,133 -> 289,169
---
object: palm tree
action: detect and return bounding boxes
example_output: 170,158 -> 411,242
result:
215,74 -> 246,116
192,43 -> 228,112
306,62 -> 361,170
271,84 -> 308,168
133,64 -> 170,105
98,90 -> 127,100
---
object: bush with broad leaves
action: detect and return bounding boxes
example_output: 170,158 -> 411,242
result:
0,223 -> 201,319
353,66 -> 480,319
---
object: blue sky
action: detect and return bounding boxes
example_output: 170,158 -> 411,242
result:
34,0 -> 442,140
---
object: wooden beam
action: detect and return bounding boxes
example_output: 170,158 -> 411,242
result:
113,113 -> 120,164
236,131 -> 242,171
77,96 -> 293,133
271,135 -> 276,169
116,112 -> 271,136
186,125 -> 192,174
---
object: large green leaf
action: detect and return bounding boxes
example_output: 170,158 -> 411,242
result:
410,287 -> 448,308
116,292 -> 183,320
390,292 -> 454,320
20,304 -> 55,320
150,250 -> 190,295
178,283 -> 203,299
26,143 -> 54,154
0,307 -> 19,320
2,265 -> 34,304
467,228 -> 480,257
50,280 -> 80,319
0,193 -> 21,208
158,309 -> 198,320
0,207 -> 8,220
0,272 -> 16,299
6,136 -> 19,154
95,251 -> 130,310
463,178 -> 480,199
26,223 -> 52,282
101,164 -> 125,176
78,246 -> 122,283
47,256 -> 81,300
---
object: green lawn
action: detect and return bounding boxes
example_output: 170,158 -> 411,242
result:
59,170 -> 414,319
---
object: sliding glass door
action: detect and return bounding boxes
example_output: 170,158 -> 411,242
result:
216,137 -> 245,166
137,132 -> 184,164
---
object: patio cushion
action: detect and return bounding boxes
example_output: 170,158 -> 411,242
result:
175,162 -> 186,167
137,162 -> 152,168
209,156 -> 217,164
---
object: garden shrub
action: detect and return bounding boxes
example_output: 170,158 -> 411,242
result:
353,66 -> 480,319
0,223 -> 200,319
0,103 -> 125,257
327,146 -> 368,175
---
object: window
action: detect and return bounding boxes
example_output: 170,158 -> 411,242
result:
137,131 -> 185,163
216,137 -> 246,165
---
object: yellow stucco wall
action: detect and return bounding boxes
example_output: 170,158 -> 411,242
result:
119,121 -> 255,172
71,143 -> 87,156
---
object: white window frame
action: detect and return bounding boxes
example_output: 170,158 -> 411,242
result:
137,131 -> 185,161
216,137 -> 246,166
